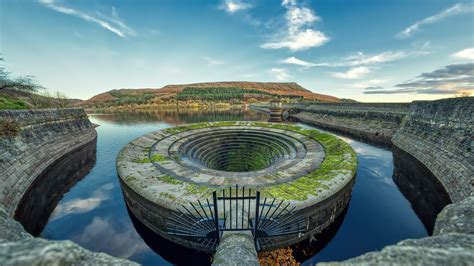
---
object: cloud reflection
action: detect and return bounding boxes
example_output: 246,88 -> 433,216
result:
51,183 -> 114,220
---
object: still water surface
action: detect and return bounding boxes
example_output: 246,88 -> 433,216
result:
40,109 -> 427,265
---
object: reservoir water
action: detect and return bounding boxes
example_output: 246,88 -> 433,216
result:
38,109 -> 428,265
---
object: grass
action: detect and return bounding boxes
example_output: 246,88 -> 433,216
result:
0,95 -> 29,110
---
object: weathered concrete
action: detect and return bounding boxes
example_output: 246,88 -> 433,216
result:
212,232 -> 259,266
117,122 -> 357,252
0,109 -> 97,216
0,108 -> 137,265
392,97 -> 473,203
252,102 -> 411,147
252,98 -> 473,266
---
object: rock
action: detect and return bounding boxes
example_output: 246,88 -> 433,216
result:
0,238 -> 138,266
319,233 -> 474,266
0,206 -> 31,243
434,196 -> 474,235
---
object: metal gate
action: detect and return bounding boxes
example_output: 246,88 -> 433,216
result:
166,185 -> 306,251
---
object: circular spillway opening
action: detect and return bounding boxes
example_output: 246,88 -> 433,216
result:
177,129 -> 298,172
116,121 -> 358,252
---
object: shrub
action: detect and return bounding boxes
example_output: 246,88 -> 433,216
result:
0,119 -> 20,137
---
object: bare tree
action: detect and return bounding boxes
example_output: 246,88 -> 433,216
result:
0,57 -> 43,93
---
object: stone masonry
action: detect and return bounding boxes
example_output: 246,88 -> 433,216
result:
0,108 -> 137,265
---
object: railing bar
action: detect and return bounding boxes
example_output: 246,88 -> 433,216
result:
229,186 -> 232,229
260,200 -> 283,229
235,184 -> 239,229
265,207 -> 299,231
186,204 -> 213,231
167,216 -> 203,230
241,186 -> 245,229
262,198 -> 275,222
197,200 -> 213,229
247,188 -> 251,229
175,208 -> 209,232
222,189 -> 226,227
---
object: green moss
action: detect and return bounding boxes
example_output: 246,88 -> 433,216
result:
126,175 -> 137,182
159,192 -> 177,200
156,175 -> 182,185
159,121 -> 357,201
184,183 -> 213,198
134,154 -> 169,163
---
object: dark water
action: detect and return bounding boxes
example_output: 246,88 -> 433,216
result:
37,109 -> 428,265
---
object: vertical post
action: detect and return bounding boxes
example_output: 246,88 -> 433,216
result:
254,191 -> 260,244
213,191 -> 220,243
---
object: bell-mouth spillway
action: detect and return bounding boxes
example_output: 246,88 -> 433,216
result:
116,121 -> 358,252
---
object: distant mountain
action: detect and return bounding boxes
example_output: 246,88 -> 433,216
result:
79,82 -> 340,108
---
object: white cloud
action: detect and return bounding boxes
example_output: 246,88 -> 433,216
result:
78,217 -> 149,258
50,183 -> 114,220
261,0 -> 329,51
39,1 -> 135,38
342,51 -> 407,66
203,56 -> 224,66
281,56 -> 317,67
353,79 -> 388,88
219,0 -> 252,14
270,68 -> 291,81
396,3 -> 474,39
452,48 -> 474,60
332,66 -> 371,79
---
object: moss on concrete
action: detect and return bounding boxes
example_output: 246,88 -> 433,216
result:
161,121 -> 357,201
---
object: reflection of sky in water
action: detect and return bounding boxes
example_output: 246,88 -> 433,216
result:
297,123 -> 427,264
41,114 -> 427,265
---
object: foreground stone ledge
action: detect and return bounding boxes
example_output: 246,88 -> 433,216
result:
212,232 -> 259,266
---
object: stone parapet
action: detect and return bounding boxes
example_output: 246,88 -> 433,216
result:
0,108 -> 97,216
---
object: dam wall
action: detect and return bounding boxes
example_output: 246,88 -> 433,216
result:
257,98 -> 473,265
289,102 -> 410,146
392,97 -> 473,203
0,108 -> 135,265
0,109 -> 97,216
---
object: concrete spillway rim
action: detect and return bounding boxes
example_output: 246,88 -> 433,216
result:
116,121 -> 357,210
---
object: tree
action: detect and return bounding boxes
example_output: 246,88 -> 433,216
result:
0,57 -> 43,93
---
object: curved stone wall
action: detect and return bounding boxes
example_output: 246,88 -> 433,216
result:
392,97 -> 473,203
0,109 -> 97,216
116,122 -> 357,252
0,108 -> 136,265
253,98 -> 473,265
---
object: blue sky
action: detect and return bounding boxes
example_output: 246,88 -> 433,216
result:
1,0 -> 473,102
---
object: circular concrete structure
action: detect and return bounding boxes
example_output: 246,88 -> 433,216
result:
116,122 -> 357,251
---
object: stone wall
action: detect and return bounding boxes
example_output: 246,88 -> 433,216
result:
289,102 -> 410,147
0,108 -> 137,265
392,97 -> 473,203
0,109 -> 97,216
253,98 -> 473,265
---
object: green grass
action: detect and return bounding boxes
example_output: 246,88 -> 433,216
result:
0,95 -> 29,110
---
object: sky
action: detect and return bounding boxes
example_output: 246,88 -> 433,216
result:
1,0 -> 473,102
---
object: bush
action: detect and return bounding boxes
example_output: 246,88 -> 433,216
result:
0,119 -> 20,137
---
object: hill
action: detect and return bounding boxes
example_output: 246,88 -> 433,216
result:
0,88 -> 78,110
80,82 -> 340,108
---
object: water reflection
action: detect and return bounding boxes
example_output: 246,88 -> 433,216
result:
127,207 -> 212,265
392,146 -> 451,234
89,107 -> 267,125
35,109 -> 430,265
15,137 -> 97,236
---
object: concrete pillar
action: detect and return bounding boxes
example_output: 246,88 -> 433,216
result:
212,231 -> 259,266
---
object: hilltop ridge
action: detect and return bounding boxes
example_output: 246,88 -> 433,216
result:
81,81 -> 340,108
